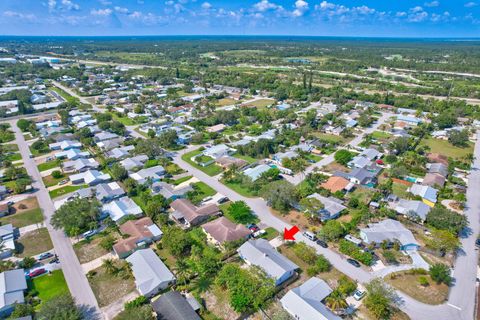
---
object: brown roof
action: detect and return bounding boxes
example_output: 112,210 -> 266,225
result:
427,153 -> 449,166
320,176 -> 350,193
0,203 -> 8,213
422,173 -> 446,187
170,199 -> 220,224
202,217 -> 250,244
216,156 -> 248,169
113,217 -> 156,256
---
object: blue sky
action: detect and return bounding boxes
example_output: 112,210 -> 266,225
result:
0,0 -> 479,37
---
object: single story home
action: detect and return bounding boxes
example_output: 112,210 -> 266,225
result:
49,140 -> 82,151
202,217 -> 250,248
70,170 -> 111,186
408,184 -> 438,207
426,163 -> 448,177
55,148 -> 90,160
243,164 -> 272,182
75,182 -> 125,203
129,165 -> 165,185
102,197 -> 143,222
151,182 -> 193,200
394,199 -> 431,222
202,144 -> 235,160
306,193 -> 347,221
0,269 -> 27,318
320,176 -> 353,193
63,158 -> 99,173
206,124 -> 226,133
106,145 -> 135,160
126,248 -> 175,298
94,131 -> 119,142
422,173 -> 446,188
272,150 -> 299,165
113,217 -> 162,258
0,224 -> 16,259
120,155 -> 149,171
151,291 -> 201,320
170,199 -> 220,228
360,219 -> 420,251
237,239 -> 298,286
216,156 -> 248,169
280,277 -> 341,320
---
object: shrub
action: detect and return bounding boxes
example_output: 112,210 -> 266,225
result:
125,296 -> 148,310
418,276 -> 429,287
292,242 -> 318,265
51,170 -> 63,179
338,239 -> 374,266
337,275 -> 357,296
429,263 -> 452,286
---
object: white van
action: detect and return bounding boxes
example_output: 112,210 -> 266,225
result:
303,231 -> 317,242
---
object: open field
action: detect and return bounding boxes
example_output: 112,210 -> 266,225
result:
17,228 -> 53,258
420,138 -> 474,159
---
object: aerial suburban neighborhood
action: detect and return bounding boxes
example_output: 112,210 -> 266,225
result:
0,2 -> 480,319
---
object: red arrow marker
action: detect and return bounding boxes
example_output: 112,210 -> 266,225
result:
284,226 -> 300,241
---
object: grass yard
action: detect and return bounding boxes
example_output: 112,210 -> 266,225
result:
392,182 -> 410,198
4,153 -> 22,162
165,162 -> 186,175
189,181 -> 217,203
232,153 -> 257,164
88,264 -> 136,307
50,86 -> 74,100
37,159 -> 62,172
222,180 -> 257,197
29,146 -> 51,157
16,228 -> 53,258
260,227 -> 279,240
221,201 -> 260,225
313,133 -> 347,144
108,112 -> 137,126
305,153 -> 323,163
386,271 -> 449,305
28,270 -> 69,307
243,98 -> 275,108
49,184 -> 85,199
42,173 -> 68,187
0,207 -> 43,228
346,187 -> 376,204
420,137 -> 474,159
182,149 -> 223,176
73,232 -> 119,264
371,130 -> 393,140
215,98 -> 237,107
172,175 -> 193,185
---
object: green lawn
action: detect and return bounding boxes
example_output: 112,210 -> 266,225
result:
42,173 -> 68,187
371,131 -> 393,140
50,86 -> 74,100
181,149 -> 223,176
221,202 -> 259,225
313,133 -> 346,144
28,270 -> 69,307
232,153 -> 257,164
305,154 -> 323,163
29,146 -> 50,157
420,137 -> 474,159
0,208 -> 43,228
4,153 -> 22,162
2,144 -> 19,152
16,228 -> 53,258
37,159 -> 62,172
214,98 -> 237,107
172,175 -> 193,185
189,181 -> 217,203
260,227 -> 280,240
347,187 -> 376,204
222,180 -> 257,197
49,185 -> 85,199
108,112 -> 137,126
392,183 -> 410,198
243,99 -> 275,108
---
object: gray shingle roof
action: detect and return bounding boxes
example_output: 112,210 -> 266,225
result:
151,291 -> 200,320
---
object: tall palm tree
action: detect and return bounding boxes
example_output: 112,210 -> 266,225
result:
174,259 -> 191,286
325,290 -> 348,312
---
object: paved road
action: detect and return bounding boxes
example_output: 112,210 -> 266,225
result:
51,81 -> 103,112
9,121 -> 101,318
170,132 -> 480,320
284,112 -> 393,185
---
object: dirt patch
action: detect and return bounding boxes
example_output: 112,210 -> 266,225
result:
203,285 -> 240,320
322,162 -> 349,173
88,263 -> 135,308
11,197 -> 39,214
386,272 -> 449,305
270,208 -> 320,233
74,232 -> 121,264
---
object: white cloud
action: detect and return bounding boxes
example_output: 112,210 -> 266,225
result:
47,0 -> 57,12
424,1 -> 439,7
61,0 -> 80,11
253,0 -> 279,12
396,11 -> 407,17
292,0 -> 309,17
411,6 -> 424,13
91,8 -> 113,16
408,6 -> 428,22
201,2 -> 212,9
114,6 -> 129,14
98,0 -> 112,5
465,1 -> 478,7
3,10 -> 37,21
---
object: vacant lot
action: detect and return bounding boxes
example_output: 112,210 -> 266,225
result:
49,185 -> 85,199
88,264 -> 136,307
17,228 -> 53,258
74,232 -> 120,264
1,197 -> 44,227
386,271 -> 449,305
37,159 -> 62,172
242,98 -> 275,108
420,138 -> 474,159
181,149 -> 223,176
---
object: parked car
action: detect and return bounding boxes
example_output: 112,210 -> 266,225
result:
28,268 -> 47,278
476,238 -> 480,248
82,229 -> 98,238
347,258 -> 361,268
252,229 -> 266,238
58,179 -> 69,186
246,224 -> 260,232
217,196 -> 230,204
316,239 -> 328,248
38,252 -> 53,260
353,289 -> 366,301
303,231 -> 317,242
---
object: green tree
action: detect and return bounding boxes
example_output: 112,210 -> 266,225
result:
426,207 -> 468,235
261,180 -> 297,214
365,278 -> 398,320
334,150 -> 354,166
8,303 -> 34,319
300,197 -> 324,214
161,226 -> 193,257
448,130 -> 469,147
110,163 -> 128,181
115,305 -> 154,320
319,220 -> 345,241
227,201 -> 256,224
429,263 -> 452,285
425,229 -> 460,254
325,290 -> 348,312
52,198 -> 101,236
36,294 -> 83,320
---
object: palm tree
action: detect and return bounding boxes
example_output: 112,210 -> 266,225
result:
174,259 -> 191,286
102,258 -> 117,275
325,290 -> 348,312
